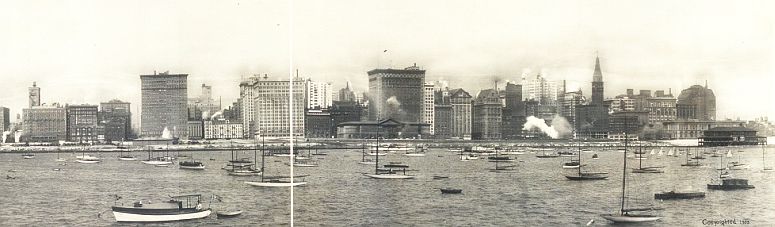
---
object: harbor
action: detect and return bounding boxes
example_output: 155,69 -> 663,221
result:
1,140 -> 773,226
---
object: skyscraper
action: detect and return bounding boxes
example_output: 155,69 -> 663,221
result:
591,56 -> 604,105
423,83 -> 435,135
338,81 -> 357,102
245,76 -> 305,138
502,82 -> 524,139
367,64 -> 425,122
29,82 -> 40,108
23,105 -> 66,142
306,80 -> 333,109
140,72 -> 188,138
0,107 -> 9,132
449,88 -> 472,139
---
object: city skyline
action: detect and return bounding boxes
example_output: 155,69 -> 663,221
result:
0,0 -> 773,122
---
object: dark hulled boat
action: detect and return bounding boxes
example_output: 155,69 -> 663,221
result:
707,178 -> 755,190
654,191 -> 705,200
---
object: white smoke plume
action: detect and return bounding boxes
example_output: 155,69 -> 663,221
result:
210,111 -> 223,120
522,115 -> 572,139
14,131 -> 23,143
2,131 -> 9,143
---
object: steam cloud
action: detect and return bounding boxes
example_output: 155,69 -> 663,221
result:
522,115 -> 572,139
385,96 -> 403,119
210,111 -> 223,120
2,131 -> 9,143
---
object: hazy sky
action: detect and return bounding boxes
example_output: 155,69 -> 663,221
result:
1,0 -> 773,125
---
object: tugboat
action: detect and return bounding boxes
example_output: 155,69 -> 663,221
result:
654,191 -> 705,200
111,194 -> 211,222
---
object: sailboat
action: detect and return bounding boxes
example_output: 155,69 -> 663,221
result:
489,149 -> 516,172
75,146 -> 101,164
763,144 -> 773,172
358,143 -> 376,165
632,145 -> 664,173
118,147 -> 136,161
404,144 -> 426,157
365,130 -> 414,179
601,131 -> 662,223
55,148 -> 66,162
708,151 -> 755,190
680,147 -> 701,167
225,143 -> 261,176
288,148 -> 319,167
565,141 -> 607,180
245,137 -> 308,187
141,147 -> 172,165
666,148 -> 675,157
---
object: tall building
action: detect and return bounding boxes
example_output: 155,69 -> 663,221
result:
561,91 -> 586,131
188,83 -> 220,120
0,107 -> 9,132
306,80 -> 333,109
204,119 -> 243,139
338,81 -> 357,102
645,93 -> 677,124
240,75 -> 260,137
502,82 -> 524,139
100,100 -> 132,142
29,82 -> 41,108
423,83 -> 435,135
433,89 -> 452,139
591,56 -> 604,105
676,84 -> 716,121
250,76 -> 305,138
449,88 -> 472,139
522,74 -> 560,105
472,89 -> 502,140
575,56 -> 609,139
66,104 -> 99,143
23,105 -> 66,142
140,72 -> 188,138
367,64 -> 425,122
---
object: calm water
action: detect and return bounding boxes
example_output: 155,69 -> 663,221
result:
1,146 -> 774,226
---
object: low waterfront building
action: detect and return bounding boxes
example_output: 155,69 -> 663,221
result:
187,120 -> 204,140
663,120 -> 745,139
336,119 -> 430,139
204,120 -> 243,139
699,127 -> 766,147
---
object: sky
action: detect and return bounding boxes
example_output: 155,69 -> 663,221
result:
1,0 -> 773,127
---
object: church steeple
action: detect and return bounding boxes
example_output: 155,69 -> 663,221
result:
593,55 -> 603,82
591,55 -> 604,105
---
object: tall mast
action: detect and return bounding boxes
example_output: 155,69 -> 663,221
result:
375,126 -> 380,174
621,113 -> 628,215
261,137 -> 265,182
577,141 -> 582,176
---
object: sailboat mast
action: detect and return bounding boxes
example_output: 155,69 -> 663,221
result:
261,137 -> 265,182
375,128 -> 380,175
621,115 -> 628,215
577,141 -> 582,176
362,142 -> 365,162
639,144 -> 643,169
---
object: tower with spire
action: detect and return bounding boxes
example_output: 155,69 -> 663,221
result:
591,56 -> 604,106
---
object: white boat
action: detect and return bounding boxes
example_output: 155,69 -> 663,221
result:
600,214 -> 661,223
75,159 -> 101,164
56,158 -> 67,162
292,162 -> 319,167
244,181 -> 307,187
119,157 -> 137,161
112,194 -> 211,223
366,152 -> 387,156
601,130 -> 661,223
365,173 -> 415,179
403,153 -> 426,157
142,160 -> 173,165
22,154 -> 35,159
358,161 -> 376,165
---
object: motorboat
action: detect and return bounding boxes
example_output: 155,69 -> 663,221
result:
654,191 -> 705,200
179,160 -> 206,170
440,188 -> 462,194
111,194 -> 211,223
707,178 -> 755,190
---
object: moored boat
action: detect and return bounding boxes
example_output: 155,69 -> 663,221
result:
440,188 -> 462,194
707,178 -> 755,190
111,194 -> 211,223
179,160 -> 206,170
654,191 -> 705,200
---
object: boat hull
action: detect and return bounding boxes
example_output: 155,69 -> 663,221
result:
119,157 -> 137,161
654,192 -> 705,200
75,160 -> 101,164
142,160 -> 173,165
112,209 -> 211,222
601,214 -> 661,223
403,154 -> 426,157
244,181 -> 307,187
179,165 -> 206,170
565,175 -> 608,180
365,174 -> 415,179
358,161 -> 376,165
707,184 -> 755,190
